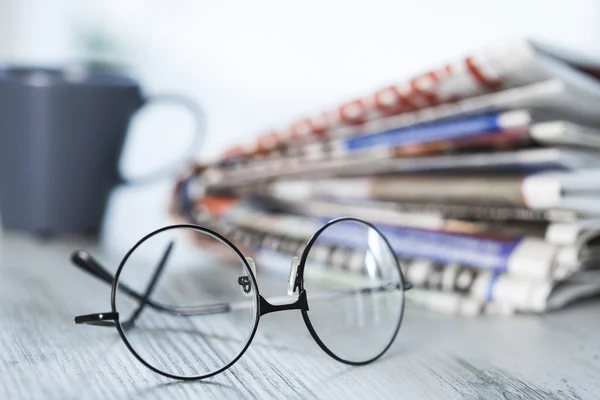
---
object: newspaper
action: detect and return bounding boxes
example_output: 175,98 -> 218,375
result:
175,198 -> 600,315
220,39 -> 600,163
252,194 -> 579,223
169,39 -> 600,316
205,148 -> 600,191
230,113 -> 600,173
261,170 -> 600,214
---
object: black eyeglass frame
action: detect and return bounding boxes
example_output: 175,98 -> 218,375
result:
72,217 -> 412,381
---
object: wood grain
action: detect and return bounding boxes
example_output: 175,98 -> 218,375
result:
0,233 -> 598,399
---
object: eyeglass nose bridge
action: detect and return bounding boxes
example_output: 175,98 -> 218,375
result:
259,290 -> 309,317
253,256 -> 308,317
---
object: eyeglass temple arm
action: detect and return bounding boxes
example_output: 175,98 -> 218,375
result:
72,248 -> 413,322
73,281 -> 412,326
72,244 -> 176,327
124,241 -> 174,327
149,281 -> 413,317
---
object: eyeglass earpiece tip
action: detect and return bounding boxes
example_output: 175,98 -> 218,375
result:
71,250 -> 90,265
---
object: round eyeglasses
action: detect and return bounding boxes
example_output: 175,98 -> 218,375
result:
71,217 -> 412,380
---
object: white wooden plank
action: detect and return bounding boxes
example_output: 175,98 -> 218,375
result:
0,234 -> 597,399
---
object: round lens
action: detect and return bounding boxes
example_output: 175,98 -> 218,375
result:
113,225 -> 258,379
300,219 -> 405,363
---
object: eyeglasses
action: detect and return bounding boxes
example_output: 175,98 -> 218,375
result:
71,217 -> 412,380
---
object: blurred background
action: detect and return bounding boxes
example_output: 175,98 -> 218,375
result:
1,0 -> 599,254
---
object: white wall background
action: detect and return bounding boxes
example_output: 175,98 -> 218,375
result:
1,0 -> 599,254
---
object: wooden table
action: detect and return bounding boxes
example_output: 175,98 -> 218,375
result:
0,233 -> 598,399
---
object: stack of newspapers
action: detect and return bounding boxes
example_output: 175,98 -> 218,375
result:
171,39 -> 600,316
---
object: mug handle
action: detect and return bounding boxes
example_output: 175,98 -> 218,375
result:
119,94 -> 206,185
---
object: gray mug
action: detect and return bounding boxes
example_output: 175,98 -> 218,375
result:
0,66 -> 205,236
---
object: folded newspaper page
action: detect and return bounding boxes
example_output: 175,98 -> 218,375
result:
227,111 -> 600,172
220,39 -> 600,163
262,170 -> 600,214
169,190 -> 600,315
252,195 -> 580,223
205,151 -> 600,197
